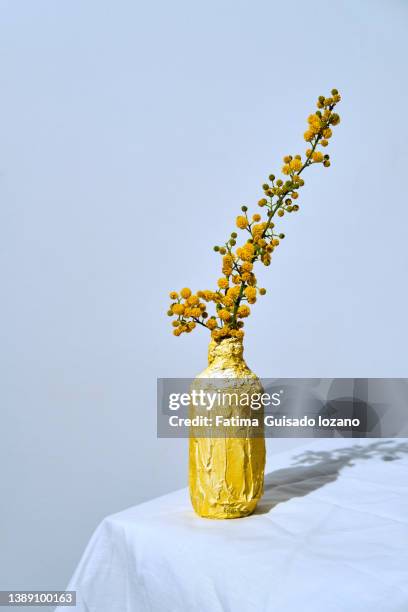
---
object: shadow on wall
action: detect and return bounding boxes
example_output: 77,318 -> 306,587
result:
256,440 -> 408,514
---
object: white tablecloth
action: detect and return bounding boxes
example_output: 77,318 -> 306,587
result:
57,438 -> 408,612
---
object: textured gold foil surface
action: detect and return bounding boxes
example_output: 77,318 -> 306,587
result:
189,338 -> 266,519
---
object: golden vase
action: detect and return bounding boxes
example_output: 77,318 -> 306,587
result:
189,337 -> 266,519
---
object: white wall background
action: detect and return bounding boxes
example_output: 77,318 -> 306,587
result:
1,0 -> 407,596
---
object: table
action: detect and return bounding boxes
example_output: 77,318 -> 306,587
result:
56,438 -> 408,612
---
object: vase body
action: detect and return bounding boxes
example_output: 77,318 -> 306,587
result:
189,337 -> 266,519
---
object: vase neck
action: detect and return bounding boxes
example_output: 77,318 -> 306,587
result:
208,338 -> 244,366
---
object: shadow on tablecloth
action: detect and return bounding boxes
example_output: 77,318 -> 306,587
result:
255,440 -> 408,514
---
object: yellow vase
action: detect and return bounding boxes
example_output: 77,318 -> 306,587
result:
189,337 -> 266,519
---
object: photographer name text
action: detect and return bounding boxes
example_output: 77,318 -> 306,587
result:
168,415 -> 360,428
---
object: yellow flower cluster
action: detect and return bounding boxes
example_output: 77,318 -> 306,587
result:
168,90 -> 341,340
